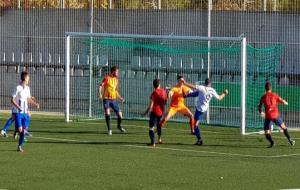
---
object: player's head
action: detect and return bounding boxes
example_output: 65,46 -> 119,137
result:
265,81 -> 272,92
204,78 -> 211,87
177,75 -> 184,84
153,79 -> 160,89
110,66 -> 119,77
21,71 -> 30,85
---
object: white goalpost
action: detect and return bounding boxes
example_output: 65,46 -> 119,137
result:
64,32 -> 247,134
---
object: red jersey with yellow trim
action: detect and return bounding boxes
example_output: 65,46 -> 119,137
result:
170,85 -> 191,107
260,92 -> 283,120
101,75 -> 118,100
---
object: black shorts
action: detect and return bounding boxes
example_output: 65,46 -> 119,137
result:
149,112 -> 162,128
264,117 -> 283,131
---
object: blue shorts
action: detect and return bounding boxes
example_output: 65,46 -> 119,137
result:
264,117 -> 283,131
149,112 -> 162,128
15,113 -> 30,130
194,109 -> 204,121
103,99 -> 121,113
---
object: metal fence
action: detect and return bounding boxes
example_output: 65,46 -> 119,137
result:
0,4 -> 299,129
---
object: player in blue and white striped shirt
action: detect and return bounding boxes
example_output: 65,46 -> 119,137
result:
11,71 -> 39,152
183,78 -> 228,145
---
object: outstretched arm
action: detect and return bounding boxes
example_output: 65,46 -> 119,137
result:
184,90 -> 199,98
182,79 -> 197,90
217,89 -> 229,101
279,97 -> 288,105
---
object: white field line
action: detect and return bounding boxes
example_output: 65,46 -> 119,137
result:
78,121 -> 300,140
124,145 -> 300,158
30,136 -> 300,159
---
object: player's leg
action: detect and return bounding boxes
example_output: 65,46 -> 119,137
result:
156,115 -> 163,144
160,107 -> 177,128
264,119 -> 274,148
179,106 -> 195,134
193,109 -> 204,145
276,118 -> 295,146
15,114 -> 25,152
148,112 -> 156,146
110,100 -> 126,133
1,117 -> 14,136
116,111 -> 126,133
11,114 -> 19,140
24,114 -> 32,137
103,99 -> 112,135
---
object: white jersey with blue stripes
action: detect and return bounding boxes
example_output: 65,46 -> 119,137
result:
12,85 -> 31,114
195,85 -> 219,112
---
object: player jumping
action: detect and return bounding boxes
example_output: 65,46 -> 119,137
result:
258,82 -> 295,148
98,66 -> 126,135
182,78 -> 228,145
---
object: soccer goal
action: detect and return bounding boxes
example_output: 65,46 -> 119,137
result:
64,32 -> 282,135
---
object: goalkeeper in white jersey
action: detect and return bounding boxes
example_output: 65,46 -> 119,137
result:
182,78 -> 228,145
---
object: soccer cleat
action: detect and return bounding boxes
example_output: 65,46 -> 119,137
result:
118,127 -> 126,133
194,140 -> 203,146
108,130 -> 112,136
289,139 -> 295,146
267,142 -> 274,148
17,146 -> 24,152
24,130 -> 32,137
13,132 -> 19,140
157,138 -> 163,144
147,143 -> 156,148
1,130 -> 8,138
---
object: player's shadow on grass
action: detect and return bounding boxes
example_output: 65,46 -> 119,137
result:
27,140 -> 147,146
30,130 -> 98,135
30,130 -> 146,136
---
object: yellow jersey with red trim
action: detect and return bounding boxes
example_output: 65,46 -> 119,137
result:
101,75 -> 118,100
170,85 -> 191,107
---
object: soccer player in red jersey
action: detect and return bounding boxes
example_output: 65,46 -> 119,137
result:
142,79 -> 168,147
258,82 -> 295,148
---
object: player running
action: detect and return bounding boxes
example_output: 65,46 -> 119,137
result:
160,75 -> 195,136
98,66 -> 126,135
142,79 -> 168,147
1,110 -> 33,139
11,71 -> 39,152
182,78 -> 228,145
258,81 -> 295,148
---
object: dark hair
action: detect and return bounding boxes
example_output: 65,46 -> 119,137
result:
110,66 -> 118,73
177,75 -> 183,80
265,82 -> 272,91
153,79 -> 160,89
205,78 -> 211,86
21,71 -> 29,82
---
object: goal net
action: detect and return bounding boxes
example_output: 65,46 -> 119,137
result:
65,32 -> 283,135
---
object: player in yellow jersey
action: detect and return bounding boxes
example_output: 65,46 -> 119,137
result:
160,75 -> 195,139
98,66 -> 126,135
